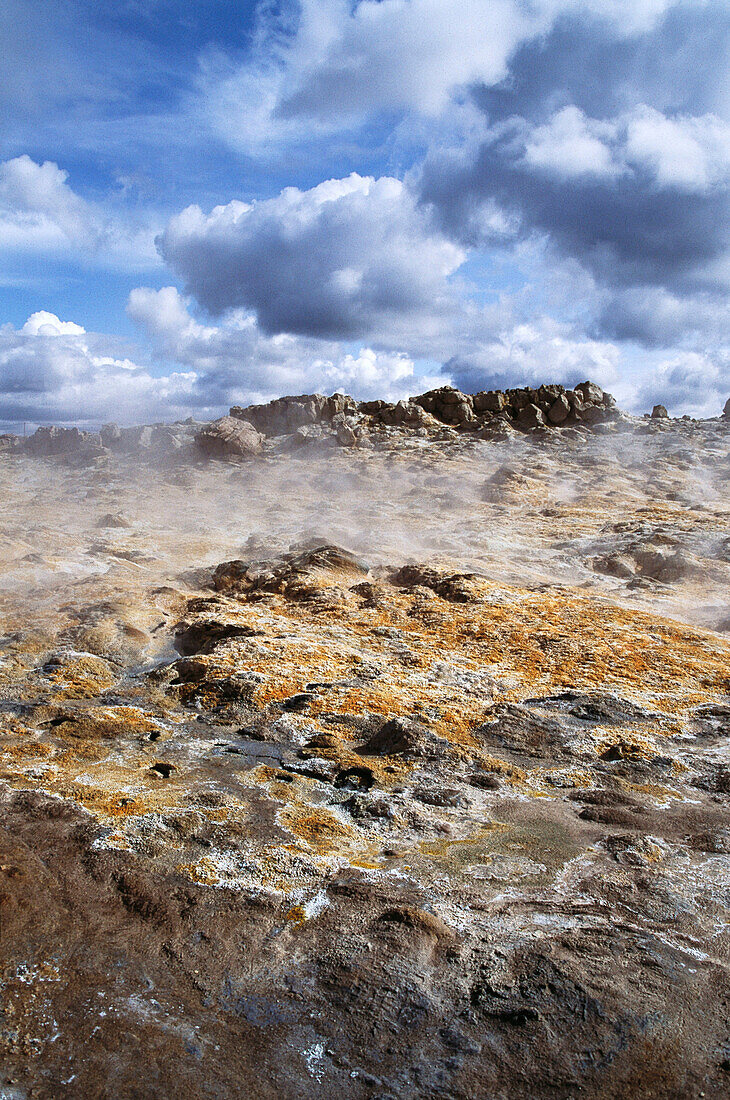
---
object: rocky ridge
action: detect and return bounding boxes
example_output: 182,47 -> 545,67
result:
3,380 -> 715,464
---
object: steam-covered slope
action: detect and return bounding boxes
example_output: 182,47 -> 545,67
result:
1,388 -> 729,1098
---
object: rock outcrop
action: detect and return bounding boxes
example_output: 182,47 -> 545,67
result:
194,415 -> 264,459
229,380 -> 617,444
14,384 -> 730,468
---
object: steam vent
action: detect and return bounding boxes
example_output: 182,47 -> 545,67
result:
2,382 -> 730,1099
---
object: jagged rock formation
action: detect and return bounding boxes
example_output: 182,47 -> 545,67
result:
4,382 -> 729,465
0,391 -> 729,1098
230,380 -> 618,445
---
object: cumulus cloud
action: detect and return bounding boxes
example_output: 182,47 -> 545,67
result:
624,107 -> 730,191
420,103 -> 730,300
0,311 -> 197,429
522,108 -> 622,180
127,285 -> 429,406
0,155 -> 159,267
202,0 -> 540,154
0,155 -> 99,253
632,350 -> 730,418
201,0 -> 686,156
443,318 -> 621,395
157,173 -> 464,338
21,311 -> 86,337
596,286 -> 730,348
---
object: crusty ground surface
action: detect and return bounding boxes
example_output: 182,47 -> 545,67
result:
1,416 -> 730,1099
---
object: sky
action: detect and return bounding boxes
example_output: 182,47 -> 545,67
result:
1,0 -> 729,429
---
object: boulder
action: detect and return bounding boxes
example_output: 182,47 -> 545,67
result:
335,423 -> 358,447
195,416 -> 263,460
117,425 -> 154,451
230,393 -> 355,436
96,513 -> 131,529
724,397 -> 730,419
575,381 -> 604,405
537,384 -> 565,408
26,426 -> 92,456
592,553 -> 635,579
100,423 -> 122,448
361,717 -> 450,758
473,391 -> 507,414
651,405 -> 669,419
517,403 -> 546,430
506,387 -> 537,413
547,394 -> 570,425
634,548 -> 696,583
413,387 -> 474,424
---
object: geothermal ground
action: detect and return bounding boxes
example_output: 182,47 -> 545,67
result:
1,389 -> 730,1099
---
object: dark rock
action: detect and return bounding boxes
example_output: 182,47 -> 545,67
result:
26,425 -> 96,457
413,786 -> 469,808
468,772 -> 501,790
527,691 -> 655,726
592,553 -> 635,579
651,404 -> 669,419
96,513 -> 131,529
100,422 -> 122,447
473,391 -> 507,414
361,717 -> 450,757
173,618 -> 262,656
389,564 -> 482,602
575,380 -> 605,405
517,403 -> 546,430
477,703 -> 573,759
230,392 -> 355,436
634,548 -> 696,583
547,394 -> 570,424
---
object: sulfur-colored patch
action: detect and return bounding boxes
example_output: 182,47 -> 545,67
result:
281,804 -> 355,855
176,575 -> 729,759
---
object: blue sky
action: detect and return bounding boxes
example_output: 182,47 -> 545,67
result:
1,0 -> 729,428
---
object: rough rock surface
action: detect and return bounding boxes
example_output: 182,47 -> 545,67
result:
1,388 -> 730,1098
195,416 -> 264,459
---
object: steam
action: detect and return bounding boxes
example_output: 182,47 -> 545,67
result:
0,418 -> 728,662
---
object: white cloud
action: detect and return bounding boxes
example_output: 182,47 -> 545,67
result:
0,311 -> 197,428
0,154 -> 159,268
445,316 -> 622,394
633,349 -> 730,417
202,0 -> 542,154
21,310 -> 86,337
201,0 -> 687,157
523,107 -> 622,180
127,285 -> 425,405
513,105 -> 730,192
597,285 -> 730,346
624,107 -> 730,191
157,173 -> 464,337
0,155 -> 98,252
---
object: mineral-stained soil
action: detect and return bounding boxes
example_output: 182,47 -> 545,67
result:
1,394 -> 730,1099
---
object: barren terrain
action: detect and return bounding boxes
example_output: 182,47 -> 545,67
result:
1,387 -> 730,1099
